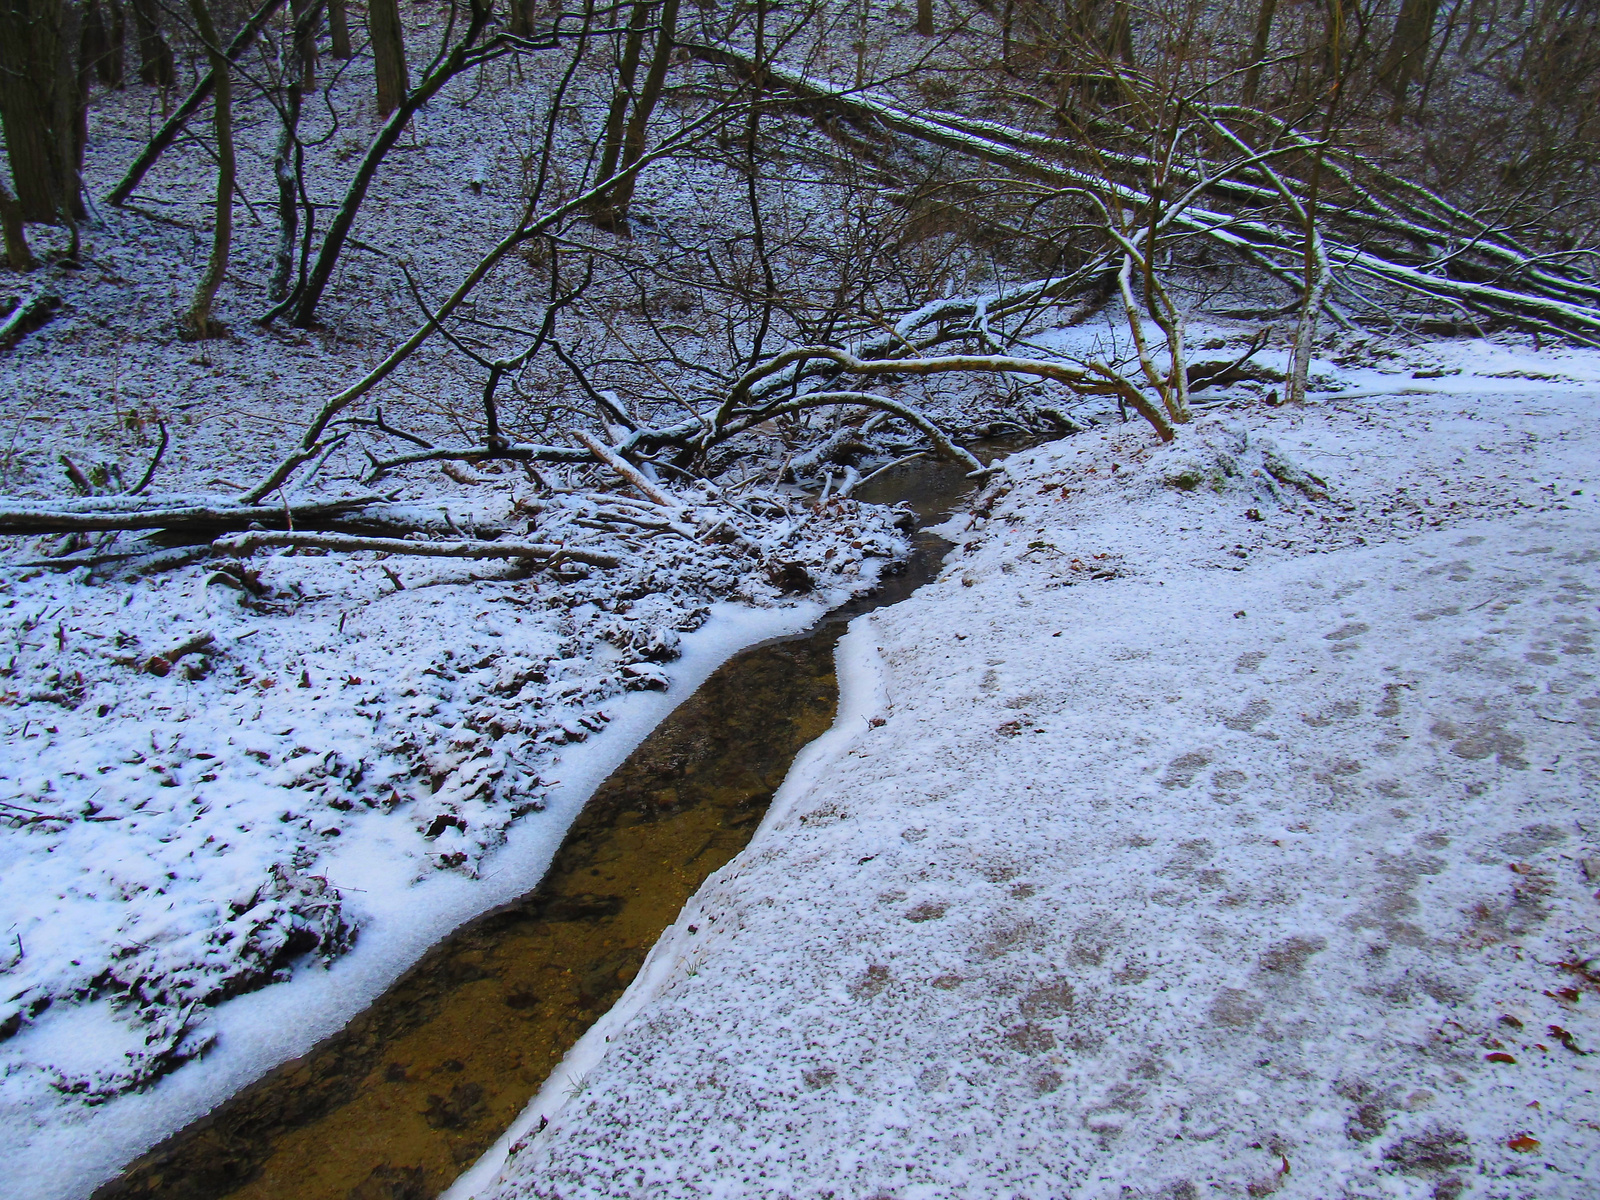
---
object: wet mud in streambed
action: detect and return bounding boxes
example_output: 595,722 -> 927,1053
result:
94,449 -> 994,1200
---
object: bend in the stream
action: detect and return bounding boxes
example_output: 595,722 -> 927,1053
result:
93,443 -> 1020,1200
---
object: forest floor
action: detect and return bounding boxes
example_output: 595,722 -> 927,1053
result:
0,41 -> 927,1200
6,31 -> 1600,1199
467,340 -> 1600,1200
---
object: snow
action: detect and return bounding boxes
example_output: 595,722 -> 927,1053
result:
3,9 -> 1598,1192
0,589 -> 856,1200
4,26 -> 939,1195
0,478 -> 911,1200
469,347 -> 1600,1200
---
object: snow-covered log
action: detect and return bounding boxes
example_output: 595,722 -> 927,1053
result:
573,431 -> 682,507
212,530 -> 622,567
0,493 -> 389,535
0,293 -> 62,353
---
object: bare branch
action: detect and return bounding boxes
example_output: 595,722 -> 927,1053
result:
127,421 -> 170,496
213,530 -> 620,567
0,493 -> 391,535
573,430 -> 681,506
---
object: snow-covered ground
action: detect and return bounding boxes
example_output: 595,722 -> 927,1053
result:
467,344 -> 1600,1200
0,480 -> 910,1200
3,22 -> 938,1196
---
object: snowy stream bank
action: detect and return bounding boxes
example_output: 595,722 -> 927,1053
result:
9,602 -> 831,1200
1,518 -> 902,1200
463,352 -> 1600,1200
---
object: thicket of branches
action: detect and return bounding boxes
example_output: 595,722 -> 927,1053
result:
1,0 -> 1596,563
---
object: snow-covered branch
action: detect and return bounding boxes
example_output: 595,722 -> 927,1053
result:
212,530 -> 622,567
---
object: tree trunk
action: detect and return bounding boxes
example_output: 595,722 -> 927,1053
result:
128,0 -> 173,86
269,7 -> 307,302
509,0 -> 535,37
0,178 -> 36,270
1241,0 -> 1276,105
327,0 -> 348,57
606,0 -> 679,222
1288,0 -> 1343,403
180,0 -> 233,338
916,0 -> 932,35
1379,0 -> 1439,117
1108,0 -> 1134,65
590,0 -> 651,225
0,0 -> 86,223
81,0 -> 124,87
288,0 -> 318,89
368,0 -> 408,116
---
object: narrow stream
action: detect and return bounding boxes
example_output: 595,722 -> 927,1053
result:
94,449 -> 1000,1200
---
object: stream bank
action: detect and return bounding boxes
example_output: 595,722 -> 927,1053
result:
469,383 -> 1600,1200
92,447 -> 1003,1200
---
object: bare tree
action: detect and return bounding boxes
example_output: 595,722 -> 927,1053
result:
1241,0 -> 1276,106
603,0 -> 680,224
1379,0 -> 1439,118
327,0 -> 349,58
7,0 -> 1599,557
80,0 -> 125,89
0,0 -> 86,223
509,0 -> 536,37
269,0 -> 319,301
369,0 -> 408,116
281,0 -> 577,327
0,177 -> 36,269
179,0 -> 235,339
590,0 -> 654,226
288,0 -> 319,89
127,0 -> 173,86
106,0 -> 284,206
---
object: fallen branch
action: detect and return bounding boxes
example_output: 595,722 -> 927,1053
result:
143,633 -> 215,677
1186,329 -> 1275,391
521,494 -> 700,539
0,294 -> 63,353
212,530 -> 621,567
572,430 -> 681,506
694,47 -> 1600,345
240,101 -> 740,503
13,544 -> 213,573
715,349 -> 1174,443
127,421 -> 170,496
0,493 -> 390,535
363,441 -> 591,475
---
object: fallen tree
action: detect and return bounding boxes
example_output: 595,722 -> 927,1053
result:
23,21 -> 1594,561
0,493 -> 391,535
0,293 -> 63,353
212,530 -> 621,567
691,47 -> 1600,347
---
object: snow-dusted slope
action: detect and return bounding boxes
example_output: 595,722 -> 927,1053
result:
477,363 -> 1600,1199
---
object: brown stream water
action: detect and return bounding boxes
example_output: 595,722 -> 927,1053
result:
94,450 -> 994,1200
